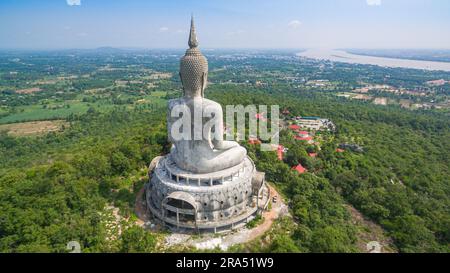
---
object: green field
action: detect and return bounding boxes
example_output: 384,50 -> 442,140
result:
0,95 -> 167,124
0,100 -> 122,124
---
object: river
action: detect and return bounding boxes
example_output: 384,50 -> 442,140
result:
297,49 -> 450,72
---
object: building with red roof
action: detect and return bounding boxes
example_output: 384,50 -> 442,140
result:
336,148 -> 345,153
248,139 -> 262,145
292,164 -> 307,174
295,136 -> 313,141
308,153 -> 317,158
255,113 -> 266,121
289,124 -> 301,131
277,145 -> 285,161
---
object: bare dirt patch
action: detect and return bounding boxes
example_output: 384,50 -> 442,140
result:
145,72 -> 173,80
134,186 -> 151,227
346,204 -> 397,253
373,97 -> 388,105
35,80 -> 57,85
0,120 -> 68,136
15,87 -> 42,94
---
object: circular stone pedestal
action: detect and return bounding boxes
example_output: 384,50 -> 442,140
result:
146,155 -> 267,233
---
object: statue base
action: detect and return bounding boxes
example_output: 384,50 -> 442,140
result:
146,155 -> 269,233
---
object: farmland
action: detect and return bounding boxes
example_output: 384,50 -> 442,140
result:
0,120 -> 68,136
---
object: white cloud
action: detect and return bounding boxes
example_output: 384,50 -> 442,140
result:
159,27 -> 169,33
288,20 -> 302,29
366,0 -> 381,6
66,0 -> 81,6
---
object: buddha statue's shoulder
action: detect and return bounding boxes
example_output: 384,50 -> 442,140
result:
202,98 -> 221,108
168,97 -> 221,111
168,98 -> 185,109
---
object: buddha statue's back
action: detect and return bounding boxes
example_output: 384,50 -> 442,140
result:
167,16 -> 246,174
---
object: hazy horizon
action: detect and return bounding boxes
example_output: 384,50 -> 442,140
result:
2,47 -> 450,51
1,0 -> 450,50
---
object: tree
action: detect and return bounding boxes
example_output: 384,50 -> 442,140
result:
120,226 -> 157,253
268,234 -> 301,253
310,226 -> 356,253
384,215 -> 441,253
110,151 -> 131,175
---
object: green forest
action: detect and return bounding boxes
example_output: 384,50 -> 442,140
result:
213,87 -> 449,253
1,49 -> 449,253
1,83 -> 448,252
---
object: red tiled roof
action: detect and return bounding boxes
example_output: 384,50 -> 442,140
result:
292,164 -> 307,174
289,124 -> 301,130
336,148 -> 345,153
277,150 -> 283,160
255,113 -> 265,119
277,145 -> 284,160
295,136 -> 313,141
298,131 -> 309,135
308,153 -> 317,157
248,138 -> 262,145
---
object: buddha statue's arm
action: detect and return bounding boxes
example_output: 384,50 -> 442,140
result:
208,104 -> 239,150
167,102 -> 175,143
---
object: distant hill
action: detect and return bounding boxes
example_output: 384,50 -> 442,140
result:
93,47 -> 127,54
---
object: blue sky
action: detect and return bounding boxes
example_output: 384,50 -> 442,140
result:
0,0 -> 449,49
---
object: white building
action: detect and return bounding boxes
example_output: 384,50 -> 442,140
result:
296,117 -> 335,131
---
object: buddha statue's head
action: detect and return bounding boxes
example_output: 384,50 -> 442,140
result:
180,16 -> 208,98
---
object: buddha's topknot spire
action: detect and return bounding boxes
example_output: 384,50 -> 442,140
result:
180,15 -> 208,96
188,15 -> 199,48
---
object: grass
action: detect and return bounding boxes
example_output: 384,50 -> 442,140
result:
0,100 -> 122,124
149,91 -> 167,98
246,214 -> 264,229
0,88 -> 169,125
0,107 -> 8,115
0,103 -> 88,124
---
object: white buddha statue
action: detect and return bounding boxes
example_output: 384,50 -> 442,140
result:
167,16 -> 246,174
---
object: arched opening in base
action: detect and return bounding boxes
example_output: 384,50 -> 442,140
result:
162,192 -> 197,226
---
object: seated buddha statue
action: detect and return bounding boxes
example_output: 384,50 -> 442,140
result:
167,16 -> 246,174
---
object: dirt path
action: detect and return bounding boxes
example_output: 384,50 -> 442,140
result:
134,186 -> 150,227
136,181 -> 396,252
246,185 -> 286,241
165,184 -> 288,250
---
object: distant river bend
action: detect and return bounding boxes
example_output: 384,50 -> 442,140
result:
297,49 -> 450,72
